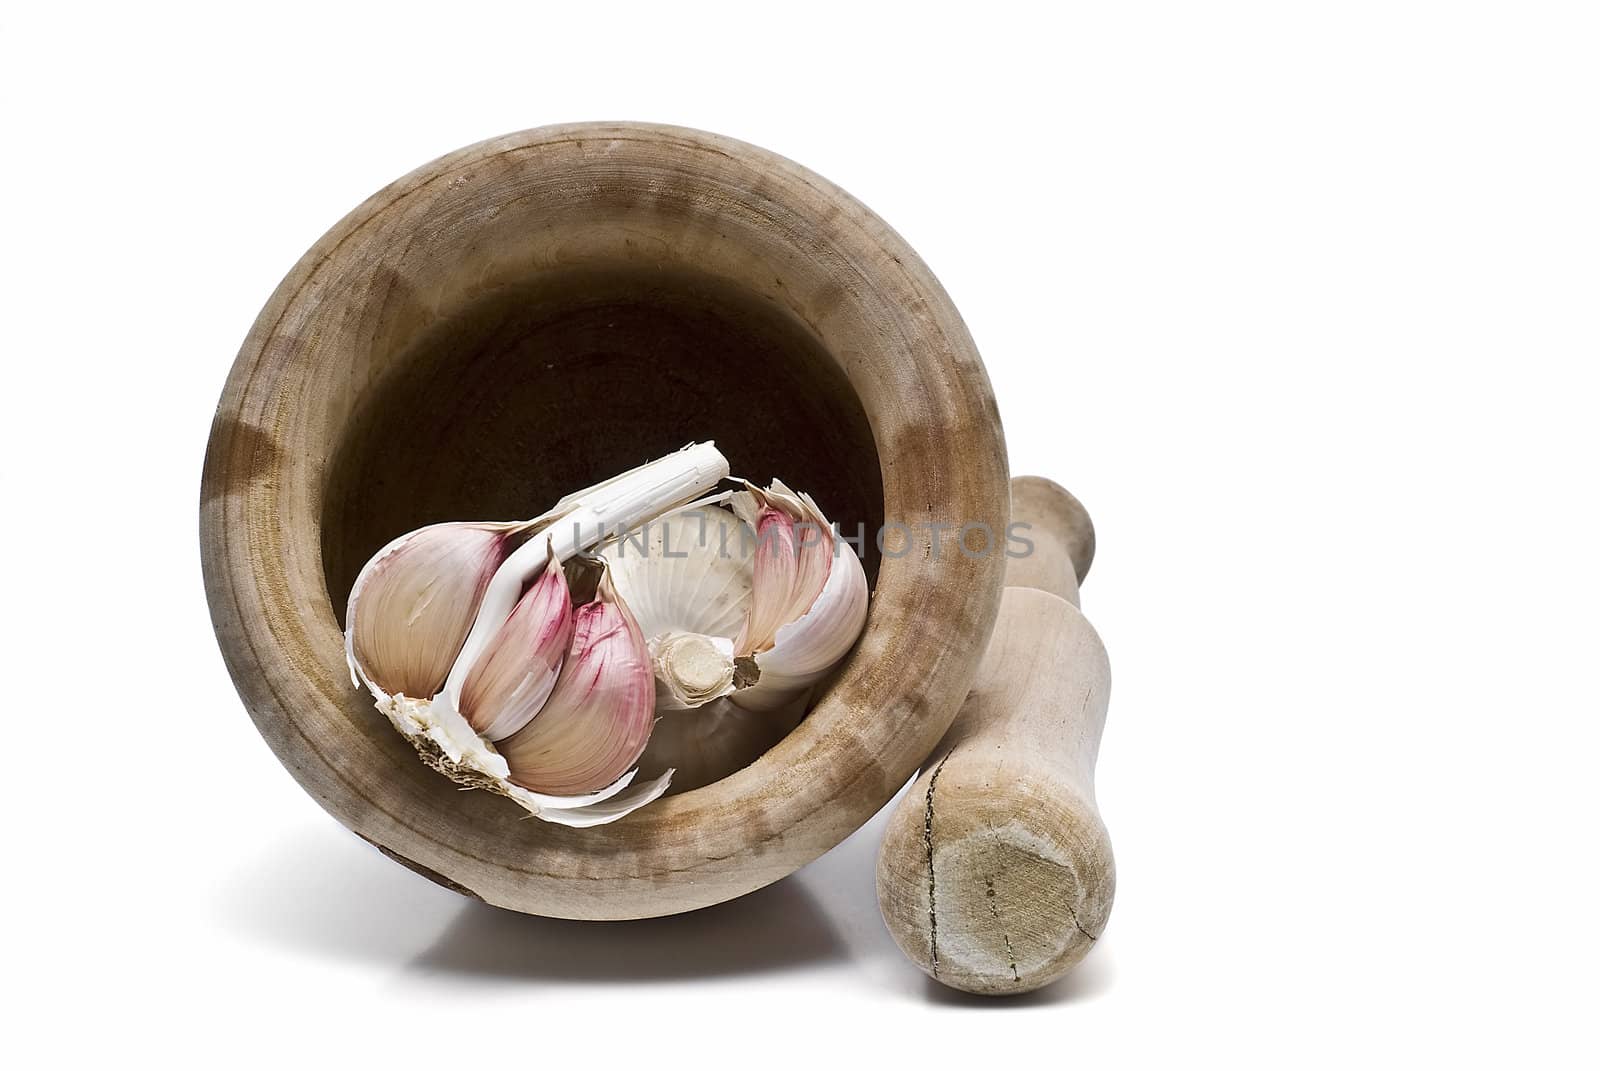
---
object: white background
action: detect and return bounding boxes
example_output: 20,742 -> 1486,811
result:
4,2 -> 1596,1066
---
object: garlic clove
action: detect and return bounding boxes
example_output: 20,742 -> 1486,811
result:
788,498 -> 834,642
345,521 -> 529,700
730,480 -> 834,655
734,501 -> 797,656
456,544 -> 573,741
731,526 -> 869,710
728,481 -> 870,712
498,570 -> 657,796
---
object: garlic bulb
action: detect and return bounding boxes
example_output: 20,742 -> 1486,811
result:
345,444 -> 727,826
344,447 -> 871,826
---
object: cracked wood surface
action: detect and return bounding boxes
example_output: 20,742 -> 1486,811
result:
923,751 -> 952,977
877,477 -> 1115,995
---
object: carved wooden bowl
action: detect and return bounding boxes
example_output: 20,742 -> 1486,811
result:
201,122 -> 1008,919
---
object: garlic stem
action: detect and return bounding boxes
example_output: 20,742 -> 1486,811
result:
653,631 -> 738,708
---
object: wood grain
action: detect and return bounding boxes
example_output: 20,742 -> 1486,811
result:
877,476 -> 1113,994
201,123 -> 1010,919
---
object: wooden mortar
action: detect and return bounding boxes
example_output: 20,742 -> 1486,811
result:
876,476 -> 1113,994
200,122 -> 1010,920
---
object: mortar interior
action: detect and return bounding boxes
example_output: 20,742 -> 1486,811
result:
319,264 -> 886,761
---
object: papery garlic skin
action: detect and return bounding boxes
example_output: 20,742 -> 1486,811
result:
499,571 -> 657,796
533,772 -> 675,827
372,689 -> 672,827
379,691 -> 511,780
345,521 -> 527,700
457,546 -> 573,741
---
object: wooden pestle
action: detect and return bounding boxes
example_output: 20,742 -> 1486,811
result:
876,476 -> 1114,995
1005,475 -> 1095,605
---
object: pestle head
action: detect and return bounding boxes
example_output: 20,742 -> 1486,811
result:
1007,476 -> 1095,605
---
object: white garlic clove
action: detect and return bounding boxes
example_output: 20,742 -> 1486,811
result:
345,521 -> 530,700
456,544 -> 573,741
498,570 -> 657,796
